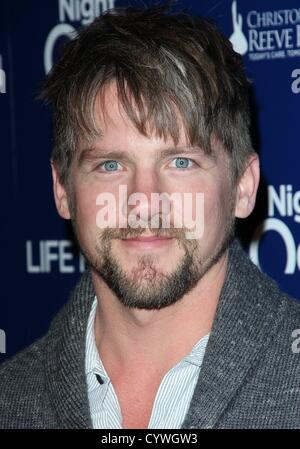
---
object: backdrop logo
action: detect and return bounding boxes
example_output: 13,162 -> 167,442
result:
291,68 -> 300,93
249,185 -> 300,274
229,1 -> 248,56
0,329 -> 6,354
0,55 -> 6,94
44,0 -> 115,73
292,329 -> 300,353
26,240 -> 86,273
229,1 -> 300,61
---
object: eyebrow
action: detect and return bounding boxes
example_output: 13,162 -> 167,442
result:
78,148 -> 127,166
77,145 -> 216,166
156,147 -> 215,161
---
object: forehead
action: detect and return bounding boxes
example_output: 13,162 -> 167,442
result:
92,82 -> 176,140
77,82 -> 182,152
77,82 -> 227,166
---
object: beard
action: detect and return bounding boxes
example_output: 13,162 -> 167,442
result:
71,205 -> 236,310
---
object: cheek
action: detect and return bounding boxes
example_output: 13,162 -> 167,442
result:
73,181 -> 126,240
73,185 -> 102,231
203,184 -> 232,231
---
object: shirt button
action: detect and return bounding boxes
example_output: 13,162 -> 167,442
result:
95,373 -> 104,385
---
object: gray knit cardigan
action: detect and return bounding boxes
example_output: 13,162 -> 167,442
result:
0,239 -> 300,429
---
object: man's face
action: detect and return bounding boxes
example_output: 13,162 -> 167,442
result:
66,83 -> 236,310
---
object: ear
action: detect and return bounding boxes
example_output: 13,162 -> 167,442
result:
235,153 -> 260,219
51,161 -> 71,219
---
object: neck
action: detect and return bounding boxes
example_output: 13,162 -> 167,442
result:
92,250 -> 228,379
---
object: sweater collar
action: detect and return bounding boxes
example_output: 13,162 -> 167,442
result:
181,239 -> 285,429
44,268 -> 96,428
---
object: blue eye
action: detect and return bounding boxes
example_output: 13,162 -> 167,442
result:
101,160 -> 121,172
172,157 -> 194,169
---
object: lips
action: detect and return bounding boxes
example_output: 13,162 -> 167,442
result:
120,235 -> 174,250
121,236 -> 173,242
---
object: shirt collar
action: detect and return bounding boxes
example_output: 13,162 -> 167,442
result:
183,333 -> 210,367
86,296 -> 210,377
85,297 -> 108,379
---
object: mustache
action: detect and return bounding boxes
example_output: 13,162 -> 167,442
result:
100,226 -> 187,242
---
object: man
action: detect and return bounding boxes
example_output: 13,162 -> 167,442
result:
0,4 -> 299,429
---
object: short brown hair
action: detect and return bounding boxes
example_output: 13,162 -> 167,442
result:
40,3 -> 254,186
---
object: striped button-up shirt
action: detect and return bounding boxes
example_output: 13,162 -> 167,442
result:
85,297 -> 210,429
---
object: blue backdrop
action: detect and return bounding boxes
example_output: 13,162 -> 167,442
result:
1,0 -> 299,362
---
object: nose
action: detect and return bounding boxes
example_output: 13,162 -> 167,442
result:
123,169 -> 165,229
